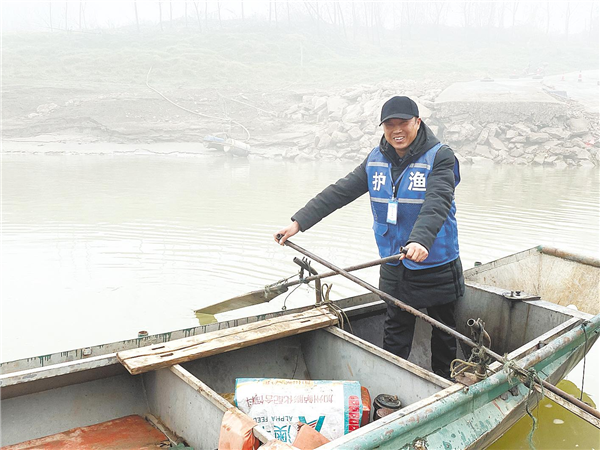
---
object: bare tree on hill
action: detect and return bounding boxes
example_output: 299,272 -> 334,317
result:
590,2 -> 599,36
134,1 -> 140,32
565,2 -> 572,41
546,1 -> 551,35
217,0 -> 222,29
159,2 -> 163,31
508,1 -> 519,28
336,3 -> 347,39
192,1 -> 202,31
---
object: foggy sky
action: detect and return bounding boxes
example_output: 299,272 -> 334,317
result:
2,1 -> 598,37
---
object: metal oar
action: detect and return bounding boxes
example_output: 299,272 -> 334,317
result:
278,237 -> 600,427
194,250 -> 407,315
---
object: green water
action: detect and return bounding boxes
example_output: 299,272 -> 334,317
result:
490,380 -> 599,450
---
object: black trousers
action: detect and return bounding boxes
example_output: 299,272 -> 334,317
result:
383,301 -> 457,379
379,259 -> 463,379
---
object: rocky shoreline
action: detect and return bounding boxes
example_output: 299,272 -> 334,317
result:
4,78 -> 598,167
277,80 -> 599,167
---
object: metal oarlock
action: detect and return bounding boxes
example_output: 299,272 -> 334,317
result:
293,256 -> 322,304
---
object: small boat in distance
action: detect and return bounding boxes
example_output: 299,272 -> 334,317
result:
2,246 -> 599,449
203,135 -> 251,156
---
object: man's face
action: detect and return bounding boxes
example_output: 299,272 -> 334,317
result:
383,117 -> 421,155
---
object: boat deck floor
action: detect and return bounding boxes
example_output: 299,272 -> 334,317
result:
3,415 -> 169,449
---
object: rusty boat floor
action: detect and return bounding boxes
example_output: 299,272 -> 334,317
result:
3,415 -> 168,449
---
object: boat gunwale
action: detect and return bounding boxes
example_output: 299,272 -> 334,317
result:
0,294 -> 380,375
538,245 -> 600,268
314,312 -> 600,450
2,287 -> 591,379
464,246 -> 600,282
1,297 -> 588,396
0,353 -> 120,392
464,247 -> 539,279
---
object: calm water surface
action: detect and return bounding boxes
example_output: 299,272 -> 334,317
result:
2,152 -> 599,447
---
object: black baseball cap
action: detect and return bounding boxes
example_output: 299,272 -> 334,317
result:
379,96 -> 419,125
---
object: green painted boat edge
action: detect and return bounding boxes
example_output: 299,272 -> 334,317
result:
319,313 -> 600,450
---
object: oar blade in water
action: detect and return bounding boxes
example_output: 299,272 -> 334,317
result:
195,313 -> 218,325
194,285 -> 289,315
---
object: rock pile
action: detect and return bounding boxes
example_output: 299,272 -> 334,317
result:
278,81 -> 598,167
431,106 -> 598,168
280,80 -> 443,162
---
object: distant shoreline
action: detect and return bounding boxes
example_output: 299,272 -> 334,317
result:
4,139 -> 600,171
2,139 -> 216,157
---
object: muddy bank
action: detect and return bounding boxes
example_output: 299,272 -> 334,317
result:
3,77 -> 599,167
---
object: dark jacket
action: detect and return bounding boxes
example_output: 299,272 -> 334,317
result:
292,121 -> 464,308
292,122 -> 457,252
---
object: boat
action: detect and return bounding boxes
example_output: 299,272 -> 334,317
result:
203,135 -> 251,157
1,246 -> 599,449
203,135 -> 226,151
223,138 -> 251,157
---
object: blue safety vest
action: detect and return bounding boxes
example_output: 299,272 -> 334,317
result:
365,143 -> 460,269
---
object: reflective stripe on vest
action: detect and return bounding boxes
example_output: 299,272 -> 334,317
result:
365,143 -> 460,269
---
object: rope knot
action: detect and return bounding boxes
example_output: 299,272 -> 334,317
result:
502,354 -> 521,385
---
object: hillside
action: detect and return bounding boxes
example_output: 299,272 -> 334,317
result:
2,22 -> 598,148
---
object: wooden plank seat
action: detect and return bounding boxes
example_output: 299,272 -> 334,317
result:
118,306 -> 338,375
2,415 -> 168,449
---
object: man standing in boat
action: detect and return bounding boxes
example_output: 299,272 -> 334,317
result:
274,96 -> 464,380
